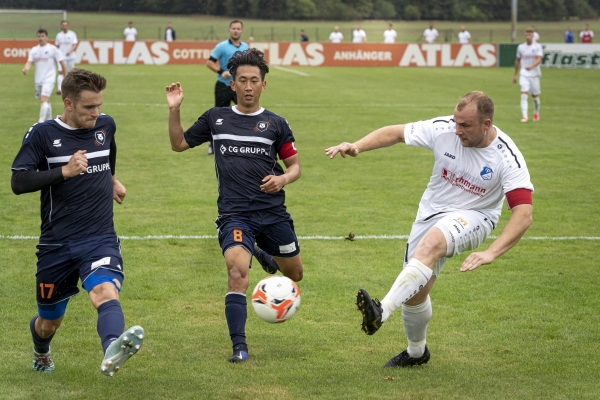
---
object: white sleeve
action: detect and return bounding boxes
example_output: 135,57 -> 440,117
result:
53,46 -> 64,62
72,32 -> 78,44
501,151 -> 534,194
535,45 -> 543,56
516,45 -> 522,59
27,47 -> 35,62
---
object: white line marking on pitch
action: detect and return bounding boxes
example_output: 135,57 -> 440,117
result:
1,235 -> 599,241
272,65 -> 310,76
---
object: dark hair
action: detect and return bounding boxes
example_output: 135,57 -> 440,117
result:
227,48 -> 269,80
37,29 -> 48,36
230,20 -> 243,28
61,68 -> 107,103
456,91 -> 494,122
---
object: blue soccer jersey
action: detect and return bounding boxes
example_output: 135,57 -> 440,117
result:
11,115 -> 117,243
210,39 -> 249,85
183,107 -> 296,214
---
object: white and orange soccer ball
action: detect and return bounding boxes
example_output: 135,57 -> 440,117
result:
251,276 -> 301,323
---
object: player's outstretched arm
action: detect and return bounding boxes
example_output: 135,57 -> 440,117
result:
325,124 -> 406,159
460,204 -> 533,272
166,82 -> 189,152
260,154 -> 301,194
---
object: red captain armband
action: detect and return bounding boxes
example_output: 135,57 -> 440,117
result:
278,141 -> 298,160
506,188 -> 532,209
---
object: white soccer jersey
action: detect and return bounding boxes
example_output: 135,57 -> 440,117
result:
55,30 -> 78,59
423,28 -> 439,43
516,42 -> 543,77
404,116 -> 533,225
383,29 -> 397,44
124,27 -> 137,41
329,31 -> 343,43
352,29 -> 366,43
28,44 -> 64,85
458,31 -> 471,44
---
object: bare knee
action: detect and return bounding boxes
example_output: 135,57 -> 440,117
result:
285,269 -> 303,282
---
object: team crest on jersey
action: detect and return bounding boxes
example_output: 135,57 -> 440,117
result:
254,121 -> 271,132
480,166 -> 493,180
94,130 -> 106,146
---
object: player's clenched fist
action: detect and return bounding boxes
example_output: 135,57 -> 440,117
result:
62,150 -> 88,178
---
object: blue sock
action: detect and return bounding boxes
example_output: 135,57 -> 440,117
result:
30,316 -> 53,354
225,293 -> 247,350
97,299 -> 125,354
257,249 -> 280,272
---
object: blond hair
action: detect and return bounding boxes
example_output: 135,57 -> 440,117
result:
456,91 -> 494,122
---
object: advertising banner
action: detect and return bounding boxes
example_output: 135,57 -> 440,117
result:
541,44 -> 600,68
1,40 -> 497,68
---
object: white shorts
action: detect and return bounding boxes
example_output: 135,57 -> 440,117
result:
35,83 -> 54,99
404,211 -> 494,276
519,75 -> 541,95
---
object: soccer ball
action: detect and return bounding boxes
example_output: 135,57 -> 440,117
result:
251,276 -> 301,323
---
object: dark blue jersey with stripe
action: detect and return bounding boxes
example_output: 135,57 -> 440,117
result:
11,115 -> 116,243
184,106 -> 295,214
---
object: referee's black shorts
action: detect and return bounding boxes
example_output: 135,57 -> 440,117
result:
214,81 -> 237,107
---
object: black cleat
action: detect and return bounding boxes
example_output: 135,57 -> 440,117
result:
356,288 -> 383,335
228,344 -> 249,363
384,346 -> 430,368
254,243 -> 278,274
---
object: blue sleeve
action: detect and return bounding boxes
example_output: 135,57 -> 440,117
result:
183,110 -> 212,148
210,42 -> 223,61
11,124 -> 46,172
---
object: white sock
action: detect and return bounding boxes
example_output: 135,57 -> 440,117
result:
39,102 -> 50,123
380,258 -> 432,322
520,94 -> 528,119
57,74 -> 64,92
403,296 -> 432,358
46,102 -> 53,121
533,97 -> 540,114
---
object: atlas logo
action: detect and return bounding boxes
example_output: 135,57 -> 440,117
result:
254,121 -> 270,132
94,130 -> 106,146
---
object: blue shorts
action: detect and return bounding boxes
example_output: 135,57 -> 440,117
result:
215,210 -> 300,259
35,235 -> 124,306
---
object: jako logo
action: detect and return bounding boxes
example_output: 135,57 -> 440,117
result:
444,152 -> 455,159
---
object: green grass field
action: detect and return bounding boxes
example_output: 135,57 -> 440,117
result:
1,63 -> 599,399
0,11 -> 597,43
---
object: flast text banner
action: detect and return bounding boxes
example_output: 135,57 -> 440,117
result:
541,44 -> 600,68
1,40 -> 497,67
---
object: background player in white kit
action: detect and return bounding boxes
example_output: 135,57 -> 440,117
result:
326,91 -> 533,368
55,20 -> 78,95
513,28 -> 543,122
458,25 -> 471,44
352,24 -> 367,43
22,29 -> 67,123
383,23 -> 397,43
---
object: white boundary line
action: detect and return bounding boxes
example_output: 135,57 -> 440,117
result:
272,65 -> 310,76
1,235 -> 599,241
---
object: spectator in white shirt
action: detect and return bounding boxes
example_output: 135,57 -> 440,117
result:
458,25 -> 471,44
124,21 -> 137,42
383,23 -> 397,44
423,22 -> 439,43
329,26 -> 344,43
352,24 -> 367,43
165,22 -> 176,42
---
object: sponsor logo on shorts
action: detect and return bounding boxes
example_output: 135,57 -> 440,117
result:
279,242 -> 297,254
91,256 -> 111,270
